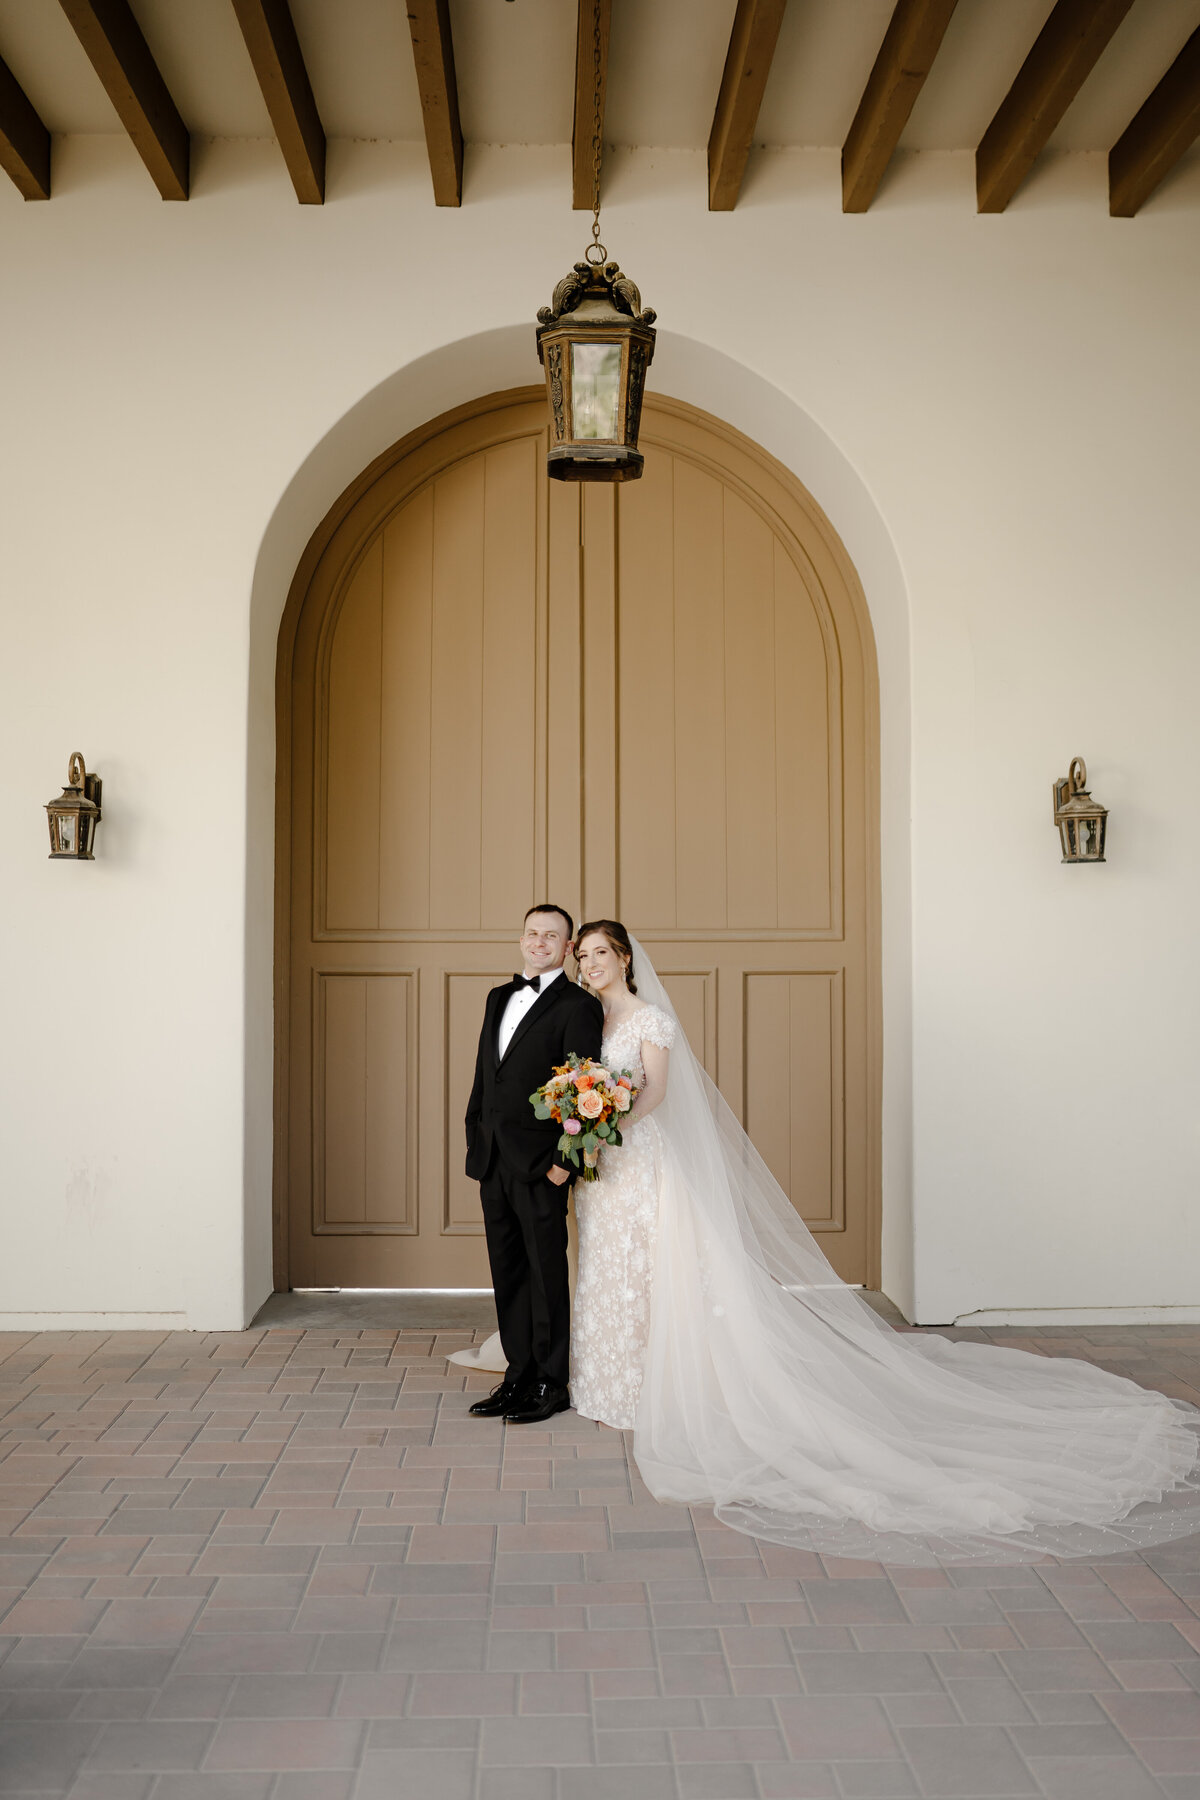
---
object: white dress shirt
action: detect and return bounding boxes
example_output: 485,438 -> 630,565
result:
497,964 -> 563,1060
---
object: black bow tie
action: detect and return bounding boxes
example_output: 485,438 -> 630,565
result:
512,974 -> 541,993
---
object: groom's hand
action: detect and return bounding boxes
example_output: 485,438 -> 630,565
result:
546,1165 -> 570,1187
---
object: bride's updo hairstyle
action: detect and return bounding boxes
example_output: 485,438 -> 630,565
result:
576,919 -> 638,994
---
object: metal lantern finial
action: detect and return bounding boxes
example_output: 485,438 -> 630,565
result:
535,0 -> 656,481
1052,757 -> 1107,863
45,751 -> 103,860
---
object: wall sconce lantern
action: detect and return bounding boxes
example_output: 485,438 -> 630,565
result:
1053,756 -> 1107,864
535,0 -> 656,481
45,752 -> 102,860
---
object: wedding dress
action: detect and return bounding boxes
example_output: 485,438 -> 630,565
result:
565,940 -> 1200,1565
571,1005 -> 677,1429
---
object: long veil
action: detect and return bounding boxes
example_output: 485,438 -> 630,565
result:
627,937 -> 1200,1565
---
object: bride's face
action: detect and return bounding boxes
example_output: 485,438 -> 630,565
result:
577,933 -> 624,994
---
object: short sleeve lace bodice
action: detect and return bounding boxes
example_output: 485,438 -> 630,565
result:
601,1004 -> 676,1083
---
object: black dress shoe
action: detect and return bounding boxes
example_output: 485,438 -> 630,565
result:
469,1380 -> 526,1418
504,1380 -> 571,1424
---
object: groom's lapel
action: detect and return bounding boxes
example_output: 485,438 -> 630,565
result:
489,983 -> 515,1069
499,975 -> 568,1067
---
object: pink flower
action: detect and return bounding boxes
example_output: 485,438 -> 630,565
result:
577,1089 -> 604,1120
612,1087 -> 631,1112
563,1117 -> 582,1135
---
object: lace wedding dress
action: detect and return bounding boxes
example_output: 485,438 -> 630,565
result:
566,941 -> 1200,1566
571,1006 -> 677,1429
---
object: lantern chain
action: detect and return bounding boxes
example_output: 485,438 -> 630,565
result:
587,0 -> 606,265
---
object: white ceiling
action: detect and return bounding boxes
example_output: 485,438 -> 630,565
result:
0,0 -> 1196,154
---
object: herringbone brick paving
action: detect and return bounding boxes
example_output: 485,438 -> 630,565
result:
1,1320 -> 1199,1798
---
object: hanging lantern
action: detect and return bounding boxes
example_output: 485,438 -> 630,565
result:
45,752 -> 103,860
536,0 -> 655,482
536,259 -> 656,482
1052,757 -> 1107,863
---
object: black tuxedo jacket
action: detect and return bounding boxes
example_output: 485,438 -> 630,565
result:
465,974 -> 604,1185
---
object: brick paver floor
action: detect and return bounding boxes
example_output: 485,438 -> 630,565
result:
1,1320 -> 1199,1799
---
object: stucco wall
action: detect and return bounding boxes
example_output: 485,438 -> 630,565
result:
1,135 -> 1196,1327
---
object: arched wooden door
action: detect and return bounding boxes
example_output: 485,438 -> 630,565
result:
276,389 -> 880,1290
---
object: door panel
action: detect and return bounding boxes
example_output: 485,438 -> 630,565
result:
315,971 -> 417,1233
659,971 -> 717,1081
323,437 -> 542,939
325,538 -> 383,931
614,455 -> 837,939
282,392 -> 879,1289
743,970 -> 844,1231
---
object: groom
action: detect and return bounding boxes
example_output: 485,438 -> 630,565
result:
465,904 -> 603,1424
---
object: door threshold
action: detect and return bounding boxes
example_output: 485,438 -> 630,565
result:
253,1290 -> 498,1330
292,1287 -> 494,1296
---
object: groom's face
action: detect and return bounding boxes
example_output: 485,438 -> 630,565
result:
520,911 -> 570,975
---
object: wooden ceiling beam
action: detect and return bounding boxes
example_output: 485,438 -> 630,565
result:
406,0 -> 462,207
1109,25 -> 1200,217
58,0 -> 188,199
707,0 -> 787,211
841,0 -> 960,213
231,0 -> 325,204
0,54 -> 50,199
976,0 -> 1134,213
572,0 -> 611,211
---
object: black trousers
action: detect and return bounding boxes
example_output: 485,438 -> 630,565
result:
479,1152 -> 570,1390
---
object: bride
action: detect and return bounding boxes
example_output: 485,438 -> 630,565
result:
461,920 -> 1200,1565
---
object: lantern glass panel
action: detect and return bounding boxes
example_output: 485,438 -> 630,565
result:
58,814 -> 76,854
571,342 -> 621,441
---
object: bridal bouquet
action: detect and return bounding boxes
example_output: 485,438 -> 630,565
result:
529,1054 -> 638,1183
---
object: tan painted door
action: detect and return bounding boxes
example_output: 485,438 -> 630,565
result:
280,392 -> 879,1289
